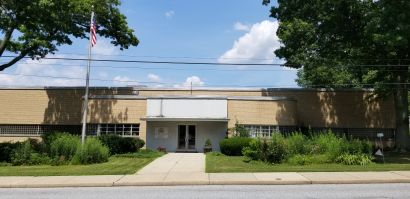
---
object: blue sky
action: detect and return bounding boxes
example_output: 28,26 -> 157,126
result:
0,0 -> 298,88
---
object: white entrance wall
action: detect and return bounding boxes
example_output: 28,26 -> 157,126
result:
146,121 -> 227,152
146,98 -> 227,119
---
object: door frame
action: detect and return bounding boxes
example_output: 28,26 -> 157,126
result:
177,124 -> 196,150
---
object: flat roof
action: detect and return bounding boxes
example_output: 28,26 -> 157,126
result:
89,95 -> 295,101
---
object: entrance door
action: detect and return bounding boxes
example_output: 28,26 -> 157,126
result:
178,125 -> 196,150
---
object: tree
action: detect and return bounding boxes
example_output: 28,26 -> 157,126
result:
263,0 -> 410,150
0,0 -> 138,71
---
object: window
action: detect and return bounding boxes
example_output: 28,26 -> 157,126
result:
0,124 -> 87,136
242,125 -> 298,137
243,125 -> 279,138
0,124 -> 140,137
96,124 -> 139,137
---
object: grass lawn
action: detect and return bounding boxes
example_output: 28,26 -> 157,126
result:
0,150 -> 164,176
206,152 -> 410,173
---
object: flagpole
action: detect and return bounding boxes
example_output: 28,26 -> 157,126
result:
81,8 -> 94,145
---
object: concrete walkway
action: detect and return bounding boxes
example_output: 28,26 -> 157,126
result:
137,153 -> 205,174
120,153 -> 208,185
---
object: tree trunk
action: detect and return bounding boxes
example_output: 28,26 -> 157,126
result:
394,69 -> 410,150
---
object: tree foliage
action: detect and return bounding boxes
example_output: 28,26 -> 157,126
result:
263,0 -> 410,149
0,0 -> 139,71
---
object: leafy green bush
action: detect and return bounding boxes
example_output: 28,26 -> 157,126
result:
219,137 -> 253,156
242,134 -> 287,164
347,139 -> 373,155
41,131 -> 66,152
286,132 -> 309,156
98,135 -> 145,155
50,134 -> 80,164
336,153 -> 374,165
11,141 -> 51,165
0,142 -> 21,163
309,131 -> 348,160
72,138 -> 109,165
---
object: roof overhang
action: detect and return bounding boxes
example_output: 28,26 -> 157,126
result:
141,117 -> 229,122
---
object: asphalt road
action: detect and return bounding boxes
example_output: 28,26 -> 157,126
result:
1,184 -> 410,199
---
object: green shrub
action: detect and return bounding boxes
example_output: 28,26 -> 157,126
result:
11,141 -> 51,165
286,132 -> 309,156
266,134 -> 287,163
41,131 -> 66,152
219,137 -> 253,156
72,137 -> 109,165
309,131 -> 348,160
242,139 -> 261,160
336,153 -> 374,165
347,139 -> 373,155
98,135 -> 145,155
242,134 -> 287,164
50,134 -> 80,164
0,142 -> 21,163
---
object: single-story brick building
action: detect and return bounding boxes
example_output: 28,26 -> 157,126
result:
0,87 -> 395,152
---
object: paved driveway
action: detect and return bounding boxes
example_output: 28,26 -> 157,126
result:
138,153 -> 205,174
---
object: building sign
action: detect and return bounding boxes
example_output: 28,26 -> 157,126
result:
155,127 -> 168,139
147,98 -> 227,119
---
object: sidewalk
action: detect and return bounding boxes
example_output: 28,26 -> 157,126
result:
1,171 -> 410,188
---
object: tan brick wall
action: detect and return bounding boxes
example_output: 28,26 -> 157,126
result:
227,100 -> 298,128
0,88 -> 395,131
0,89 -> 83,124
87,99 -> 146,124
263,90 -> 395,128
0,88 -> 139,125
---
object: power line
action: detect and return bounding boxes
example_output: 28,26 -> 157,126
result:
1,72 -> 409,89
1,56 -> 287,66
12,61 -> 410,72
2,55 -> 409,67
3,56 -> 409,71
0,72 -> 175,84
14,62 -> 298,72
20,52 -> 410,62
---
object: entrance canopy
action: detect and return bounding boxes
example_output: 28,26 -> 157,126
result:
142,117 -> 229,122
145,96 -> 228,121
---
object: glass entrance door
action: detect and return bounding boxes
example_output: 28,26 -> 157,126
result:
188,125 -> 196,149
177,125 -> 196,150
178,125 -> 186,149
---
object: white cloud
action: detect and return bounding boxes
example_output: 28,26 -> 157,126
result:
92,39 -> 120,56
165,10 -> 175,18
234,22 -> 250,31
112,75 -> 137,86
0,54 -> 86,87
0,40 -> 125,87
219,20 -> 281,64
147,73 -> 160,82
174,76 -> 204,88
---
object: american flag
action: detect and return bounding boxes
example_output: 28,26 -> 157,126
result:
90,12 -> 97,47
